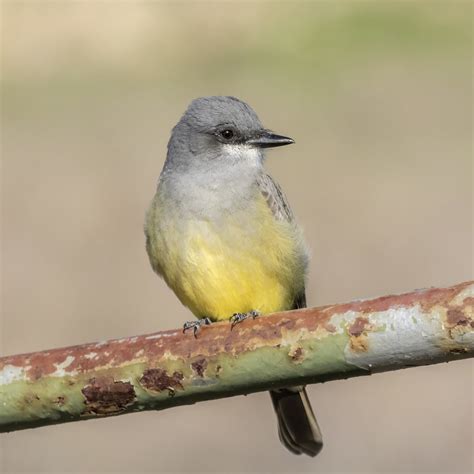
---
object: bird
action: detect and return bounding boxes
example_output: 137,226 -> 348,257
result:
144,96 -> 323,456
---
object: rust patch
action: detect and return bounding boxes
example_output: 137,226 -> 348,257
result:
445,305 -> 473,339
350,336 -> 369,352
324,323 -> 337,333
449,347 -> 468,354
55,396 -> 66,406
289,347 -> 304,363
30,365 -> 47,381
139,368 -> 184,396
348,317 -> 371,352
446,308 -> 470,327
81,376 -> 135,415
281,319 -> 296,330
191,358 -> 208,377
348,317 -> 370,337
462,296 -> 474,306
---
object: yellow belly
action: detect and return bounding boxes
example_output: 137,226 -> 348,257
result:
146,194 -> 306,321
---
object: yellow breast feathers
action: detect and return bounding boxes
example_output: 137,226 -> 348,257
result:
145,190 -> 307,321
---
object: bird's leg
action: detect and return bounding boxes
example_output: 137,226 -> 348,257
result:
182,317 -> 212,338
230,310 -> 260,329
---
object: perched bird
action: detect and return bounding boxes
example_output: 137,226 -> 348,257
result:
145,96 -> 323,456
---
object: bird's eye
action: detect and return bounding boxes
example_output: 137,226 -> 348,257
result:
220,129 -> 234,140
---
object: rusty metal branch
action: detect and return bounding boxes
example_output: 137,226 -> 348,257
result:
1,281 -> 473,433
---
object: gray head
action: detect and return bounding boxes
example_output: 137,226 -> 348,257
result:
165,96 -> 294,173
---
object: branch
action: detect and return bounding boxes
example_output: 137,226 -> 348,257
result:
1,281 -> 473,433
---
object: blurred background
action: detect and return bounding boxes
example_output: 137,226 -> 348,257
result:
1,1 -> 472,473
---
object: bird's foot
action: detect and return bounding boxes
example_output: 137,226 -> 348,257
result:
230,310 -> 260,329
183,317 -> 212,338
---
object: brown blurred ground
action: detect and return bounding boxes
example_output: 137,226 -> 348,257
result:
1,2 -> 472,473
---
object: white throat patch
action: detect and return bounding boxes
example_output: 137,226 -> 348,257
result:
222,144 -> 262,168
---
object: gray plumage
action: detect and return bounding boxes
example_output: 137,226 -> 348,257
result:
256,173 -> 295,222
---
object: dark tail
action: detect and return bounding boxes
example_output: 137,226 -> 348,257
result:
270,387 -> 323,457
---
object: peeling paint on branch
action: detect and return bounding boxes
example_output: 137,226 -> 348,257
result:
1,281 -> 473,432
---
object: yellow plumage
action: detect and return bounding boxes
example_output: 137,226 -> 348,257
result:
145,187 -> 306,321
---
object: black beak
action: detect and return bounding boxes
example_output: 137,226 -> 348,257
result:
246,130 -> 295,148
